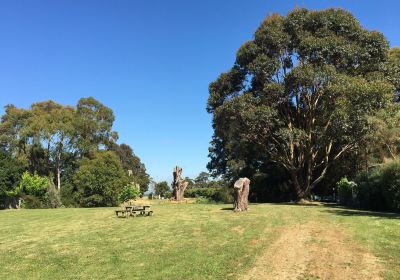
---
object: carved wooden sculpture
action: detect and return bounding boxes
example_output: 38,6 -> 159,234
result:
233,177 -> 250,211
172,166 -> 189,201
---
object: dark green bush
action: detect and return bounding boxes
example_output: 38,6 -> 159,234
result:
336,177 -> 355,206
60,181 -> 79,207
355,161 -> 400,212
73,151 -> 129,207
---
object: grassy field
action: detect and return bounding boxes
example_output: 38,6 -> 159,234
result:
1,202 -> 399,279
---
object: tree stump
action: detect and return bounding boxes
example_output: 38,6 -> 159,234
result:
233,177 -> 250,211
172,166 -> 188,201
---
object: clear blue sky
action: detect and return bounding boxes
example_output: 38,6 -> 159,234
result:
1,0 -> 399,182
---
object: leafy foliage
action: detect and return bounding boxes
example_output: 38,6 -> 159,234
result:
389,47 -> 400,65
18,171 -> 49,197
72,151 -> 129,207
17,172 -> 56,209
118,183 -> 142,203
75,97 -> 117,156
366,108 -> 400,163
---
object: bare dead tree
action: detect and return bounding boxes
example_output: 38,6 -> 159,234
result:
172,166 -> 189,200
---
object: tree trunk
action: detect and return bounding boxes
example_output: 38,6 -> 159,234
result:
56,141 -> 63,192
172,166 -> 188,201
57,166 -> 61,192
233,178 -> 250,211
173,182 -> 188,200
56,152 -> 61,192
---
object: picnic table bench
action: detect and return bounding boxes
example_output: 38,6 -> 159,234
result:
115,205 -> 153,218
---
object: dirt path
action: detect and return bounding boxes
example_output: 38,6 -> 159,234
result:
242,222 -> 383,280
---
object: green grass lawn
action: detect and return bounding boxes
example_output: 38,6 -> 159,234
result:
1,202 -> 399,279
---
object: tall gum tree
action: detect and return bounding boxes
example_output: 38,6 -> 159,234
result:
26,101 -> 76,191
207,8 -> 398,199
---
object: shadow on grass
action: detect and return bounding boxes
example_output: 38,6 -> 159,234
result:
269,202 -> 334,207
323,206 -> 400,220
271,202 -> 400,219
220,203 -> 263,211
220,207 -> 234,211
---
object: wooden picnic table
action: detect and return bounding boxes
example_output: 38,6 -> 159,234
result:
115,205 -> 153,218
125,205 -> 150,211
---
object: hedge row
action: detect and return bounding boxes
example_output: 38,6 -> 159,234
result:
184,187 -> 234,203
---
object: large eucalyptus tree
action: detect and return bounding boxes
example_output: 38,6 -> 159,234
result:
207,8 -> 398,199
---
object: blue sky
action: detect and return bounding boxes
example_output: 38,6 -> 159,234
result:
0,0 -> 399,182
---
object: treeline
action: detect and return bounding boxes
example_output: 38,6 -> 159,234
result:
207,8 -> 400,210
0,97 -> 149,208
152,172 -> 234,203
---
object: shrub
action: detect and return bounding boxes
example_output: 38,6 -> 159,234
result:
336,177 -> 356,206
118,183 -> 141,203
164,190 -> 172,199
355,161 -> 400,212
18,171 -> 48,197
73,151 -> 129,207
18,174 -> 63,209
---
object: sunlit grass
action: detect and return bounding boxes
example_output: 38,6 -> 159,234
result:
1,203 -> 399,279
